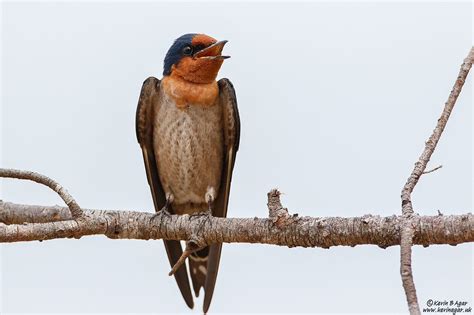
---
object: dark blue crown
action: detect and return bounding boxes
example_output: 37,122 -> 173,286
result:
163,33 -> 197,76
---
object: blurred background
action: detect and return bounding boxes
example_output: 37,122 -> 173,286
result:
1,1 -> 472,314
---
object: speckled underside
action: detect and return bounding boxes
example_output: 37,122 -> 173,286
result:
153,86 -> 224,214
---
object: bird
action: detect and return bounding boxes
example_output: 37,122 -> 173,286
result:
135,33 -> 240,313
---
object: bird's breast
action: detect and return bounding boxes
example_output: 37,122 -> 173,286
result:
153,88 -> 224,207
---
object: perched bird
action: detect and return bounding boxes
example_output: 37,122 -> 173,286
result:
135,34 -> 240,313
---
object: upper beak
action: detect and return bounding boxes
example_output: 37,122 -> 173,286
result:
193,40 -> 230,59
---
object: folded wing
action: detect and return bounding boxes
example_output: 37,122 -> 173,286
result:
203,78 -> 241,313
135,77 -> 194,309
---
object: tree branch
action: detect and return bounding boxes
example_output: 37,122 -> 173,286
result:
399,47 -> 474,315
0,168 -> 83,218
0,201 -> 73,224
0,200 -> 472,248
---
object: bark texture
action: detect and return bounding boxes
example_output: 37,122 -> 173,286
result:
398,47 -> 474,314
0,169 -> 82,218
0,200 -> 472,248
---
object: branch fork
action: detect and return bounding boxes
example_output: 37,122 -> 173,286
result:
398,47 -> 474,315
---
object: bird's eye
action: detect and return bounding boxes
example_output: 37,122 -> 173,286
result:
182,46 -> 193,56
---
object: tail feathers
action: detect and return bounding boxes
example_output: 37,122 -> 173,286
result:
189,247 -> 209,297
163,240 -> 194,309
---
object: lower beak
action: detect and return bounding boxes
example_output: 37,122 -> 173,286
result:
193,40 -> 230,59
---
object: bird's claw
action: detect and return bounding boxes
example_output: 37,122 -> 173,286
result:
189,208 -> 214,234
189,208 -> 212,222
199,208 -> 213,217
151,205 -> 172,223
159,206 -> 172,217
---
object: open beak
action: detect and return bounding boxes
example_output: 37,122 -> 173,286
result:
193,40 -> 230,60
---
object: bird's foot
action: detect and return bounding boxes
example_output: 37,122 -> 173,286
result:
151,194 -> 174,222
151,207 -> 171,224
207,199 -> 213,214
190,207 -> 213,234
159,205 -> 172,217
194,208 -> 212,217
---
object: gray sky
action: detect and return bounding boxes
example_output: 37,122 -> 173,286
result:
1,1 -> 472,314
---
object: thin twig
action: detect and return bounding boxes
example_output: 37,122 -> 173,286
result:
399,47 -> 474,315
168,241 -> 204,276
422,165 -> 443,174
401,47 -> 474,213
0,168 -> 83,218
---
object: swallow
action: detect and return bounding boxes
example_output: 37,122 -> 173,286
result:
135,33 -> 240,313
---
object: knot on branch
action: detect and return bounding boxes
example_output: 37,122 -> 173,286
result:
267,189 -> 291,227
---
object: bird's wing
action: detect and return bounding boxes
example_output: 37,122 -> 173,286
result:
203,78 -> 241,313
136,76 -> 194,309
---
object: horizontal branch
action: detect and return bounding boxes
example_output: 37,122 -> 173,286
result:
1,201 -> 472,248
0,202 -> 72,224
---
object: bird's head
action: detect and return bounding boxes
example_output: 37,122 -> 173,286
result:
163,33 -> 229,84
